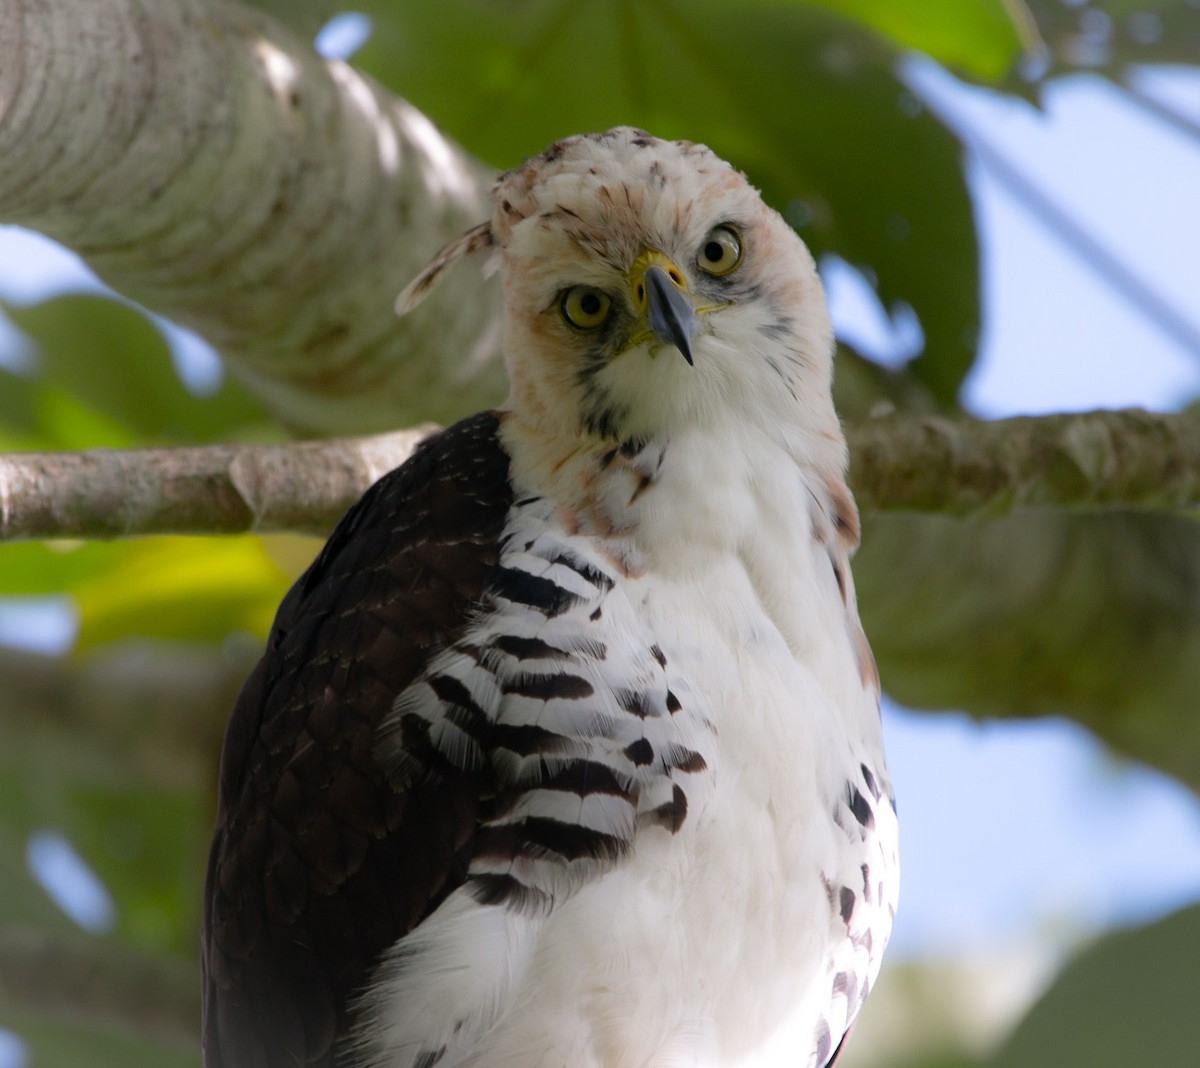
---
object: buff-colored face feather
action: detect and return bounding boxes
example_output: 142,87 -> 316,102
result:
399,127 -> 839,456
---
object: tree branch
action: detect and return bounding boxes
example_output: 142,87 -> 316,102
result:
0,425 -> 437,540
1,409 -> 1196,541
0,0 -> 504,434
850,408 -> 1200,515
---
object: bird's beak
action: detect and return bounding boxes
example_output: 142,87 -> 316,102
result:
630,250 -> 696,365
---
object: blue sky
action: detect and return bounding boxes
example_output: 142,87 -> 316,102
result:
858,60 -> 1200,957
1,26 -> 1200,1063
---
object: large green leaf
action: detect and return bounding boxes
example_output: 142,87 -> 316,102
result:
353,0 -> 981,404
985,904 -> 1200,1066
68,537 -> 295,652
808,0 -> 1020,78
244,0 -> 1023,78
0,371 -> 136,451
0,541 -> 133,597
0,536 -> 298,653
243,0 -> 1022,75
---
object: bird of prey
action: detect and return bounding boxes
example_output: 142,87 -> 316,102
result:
202,126 -> 898,1068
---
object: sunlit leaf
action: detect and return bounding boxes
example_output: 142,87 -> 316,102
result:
0,541 -> 127,597
70,537 -> 293,651
354,0 -> 980,403
807,0 -> 1022,78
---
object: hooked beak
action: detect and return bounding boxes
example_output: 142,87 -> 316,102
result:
631,251 -> 696,365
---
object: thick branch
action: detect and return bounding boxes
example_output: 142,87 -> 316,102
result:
1,409 -> 1197,541
0,425 -> 437,540
849,408 -> 1200,515
0,0 -> 504,433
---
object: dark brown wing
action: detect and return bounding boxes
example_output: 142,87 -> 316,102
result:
201,412 -> 511,1068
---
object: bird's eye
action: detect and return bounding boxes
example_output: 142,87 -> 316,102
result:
697,224 -> 743,277
560,286 -> 613,330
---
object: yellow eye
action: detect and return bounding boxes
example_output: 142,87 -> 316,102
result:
697,224 -> 743,276
560,286 -> 612,330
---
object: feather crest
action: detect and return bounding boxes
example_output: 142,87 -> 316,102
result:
395,221 -> 495,316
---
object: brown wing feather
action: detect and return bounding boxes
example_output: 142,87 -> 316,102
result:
202,412 -> 511,1067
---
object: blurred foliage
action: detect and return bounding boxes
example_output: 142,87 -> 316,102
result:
0,1011 -> 196,1068
68,538 -> 290,653
858,510 -> 1200,793
3,0 -> 1200,1065
0,288 -> 283,1060
0,670 -> 208,1062
0,295 -> 265,449
984,904 -> 1200,1066
806,0 -> 1022,77
349,0 -> 981,405
1018,0 -> 1200,83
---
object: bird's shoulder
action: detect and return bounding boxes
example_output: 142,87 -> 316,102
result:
202,410 -> 513,1068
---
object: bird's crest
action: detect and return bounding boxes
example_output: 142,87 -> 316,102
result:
395,220 -> 495,316
396,129 -> 672,318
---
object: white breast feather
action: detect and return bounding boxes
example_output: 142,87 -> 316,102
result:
356,424 -> 897,1068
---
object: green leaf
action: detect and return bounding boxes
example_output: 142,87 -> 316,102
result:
806,0 -> 1021,78
354,0 -> 980,403
0,536 -> 298,653
70,537 -> 294,651
0,541 -> 127,597
985,904 -> 1200,1066
0,372 -> 136,451
1,294 -> 267,446
0,363 -> 39,440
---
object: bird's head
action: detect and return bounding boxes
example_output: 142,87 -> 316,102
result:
399,127 -> 841,468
